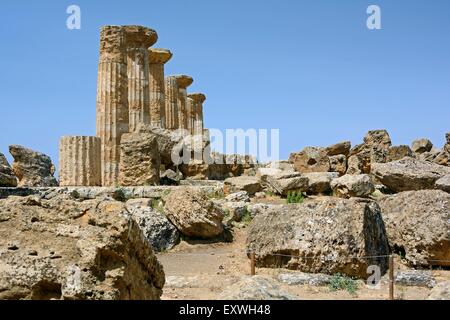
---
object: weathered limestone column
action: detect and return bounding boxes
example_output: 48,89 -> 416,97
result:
165,76 -> 179,130
59,136 -> 101,186
96,26 -> 129,187
175,75 -> 194,132
188,93 -> 206,136
149,48 -> 173,128
125,26 -> 158,132
187,97 -> 197,135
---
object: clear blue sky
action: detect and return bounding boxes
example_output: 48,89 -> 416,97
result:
1,0 -> 449,167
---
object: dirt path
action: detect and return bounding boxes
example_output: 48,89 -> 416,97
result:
157,226 -> 448,300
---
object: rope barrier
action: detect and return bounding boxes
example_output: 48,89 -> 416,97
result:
245,251 -> 450,263
160,251 -> 450,263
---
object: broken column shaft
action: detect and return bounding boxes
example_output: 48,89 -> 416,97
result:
59,136 -> 101,186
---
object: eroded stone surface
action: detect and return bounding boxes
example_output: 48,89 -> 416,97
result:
247,198 -> 389,278
119,130 -> 160,186
378,190 -> 450,267
0,195 -> 165,300
9,145 -> 57,187
412,139 -> 433,154
372,157 -> 450,192
436,174 -> 450,193
325,141 -> 351,157
163,187 -> 224,239
126,199 -> 179,252
0,152 -> 17,187
289,147 -> 330,173
330,174 -> 374,199
224,176 -> 262,196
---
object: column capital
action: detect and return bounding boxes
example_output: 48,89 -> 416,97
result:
123,25 -> 158,48
174,74 -> 194,89
99,26 -> 127,61
188,93 -> 206,104
149,48 -> 173,64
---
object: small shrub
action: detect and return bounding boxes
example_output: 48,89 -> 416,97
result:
150,198 -> 165,214
112,189 -> 126,202
265,190 -> 275,197
286,191 -> 304,204
241,208 -> 253,224
328,274 -> 358,295
207,189 -> 225,200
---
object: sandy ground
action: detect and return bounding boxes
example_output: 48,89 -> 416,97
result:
157,226 -> 449,300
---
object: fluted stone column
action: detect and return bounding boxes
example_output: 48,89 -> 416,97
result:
165,76 -> 179,130
96,26 -> 129,187
59,136 -> 101,186
125,26 -> 158,132
148,48 -> 173,128
187,97 -> 196,135
188,93 -> 206,136
175,75 -> 194,132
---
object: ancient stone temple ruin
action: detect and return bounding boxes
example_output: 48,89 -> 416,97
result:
59,25 -> 209,187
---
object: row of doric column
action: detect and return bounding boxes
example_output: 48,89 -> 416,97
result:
59,25 -> 207,187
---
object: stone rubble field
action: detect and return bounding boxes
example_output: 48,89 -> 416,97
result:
1,129 -> 450,300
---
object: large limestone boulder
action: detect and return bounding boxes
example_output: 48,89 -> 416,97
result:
412,139 -> 433,154
246,198 -> 389,278
288,147 -> 330,173
179,160 -> 209,181
378,190 -> 450,267
224,176 -> 262,195
346,154 -> 369,175
225,154 -> 257,177
218,276 -> 297,300
119,131 -> 160,186
126,199 -> 179,252
256,167 -> 283,187
0,152 -> 17,187
418,148 -> 441,163
9,145 -> 58,187
330,174 -> 375,199
347,130 -> 392,174
372,157 -> 450,192
325,141 -> 351,157
163,187 -> 224,239
434,133 -> 450,167
386,145 -> 414,162
225,191 -> 250,203
265,172 -> 309,196
160,169 -> 182,186
436,174 -> 450,193
0,195 -> 165,300
329,154 -> 347,176
264,160 -> 294,171
134,124 -> 184,167
303,172 -> 339,195
363,129 -> 392,163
